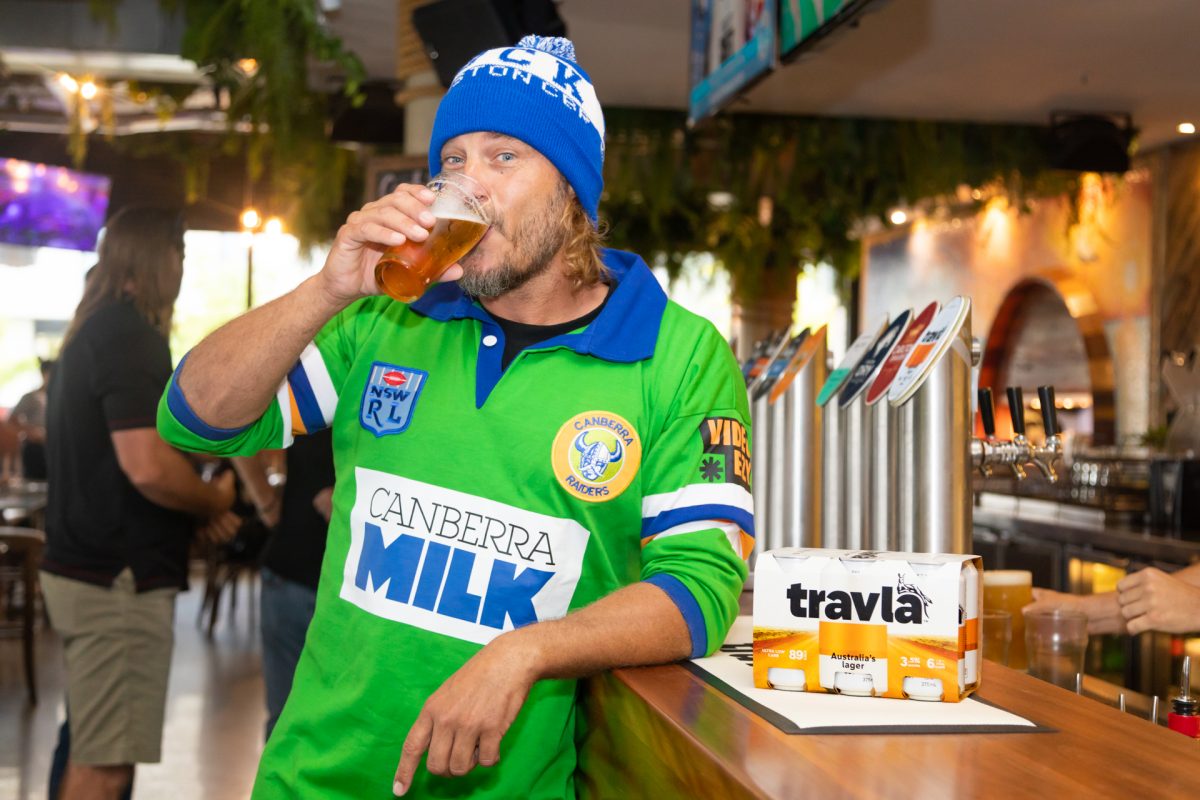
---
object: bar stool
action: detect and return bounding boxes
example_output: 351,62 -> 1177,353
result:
0,526 -> 45,704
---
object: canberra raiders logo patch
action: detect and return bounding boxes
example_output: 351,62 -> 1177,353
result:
551,410 -> 642,502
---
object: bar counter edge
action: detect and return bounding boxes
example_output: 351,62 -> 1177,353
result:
577,657 -> 1200,798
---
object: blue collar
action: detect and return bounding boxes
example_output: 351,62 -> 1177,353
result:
410,248 -> 667,363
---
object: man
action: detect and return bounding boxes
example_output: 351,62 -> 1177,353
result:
0,415 -> 18,479
41,206 -> 239,800
12,358 -> 53,479
158,35 -> 752,798
232,431 -> 336,738
1027,563 -> 1200,635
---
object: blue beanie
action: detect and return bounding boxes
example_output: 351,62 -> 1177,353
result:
428,35 -> 605,223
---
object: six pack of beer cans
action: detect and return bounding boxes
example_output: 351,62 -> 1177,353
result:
753,548 -> 982,702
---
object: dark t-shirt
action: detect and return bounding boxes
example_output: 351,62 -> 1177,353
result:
259,428 -> 335,591
42,301 -> 192,591
491,284 -> 612,370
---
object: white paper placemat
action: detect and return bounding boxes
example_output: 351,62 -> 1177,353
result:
686,617 -> 1047,735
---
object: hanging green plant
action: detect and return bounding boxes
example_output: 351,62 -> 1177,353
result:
77,0 -> 366,247
601,110 -> 1072,296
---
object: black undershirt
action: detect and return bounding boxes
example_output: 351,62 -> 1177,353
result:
490,284 -> 613,370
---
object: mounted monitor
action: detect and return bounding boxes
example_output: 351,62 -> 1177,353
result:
779,0 -> 878,63
688,0 -> 777,125
0,158 -> 111,252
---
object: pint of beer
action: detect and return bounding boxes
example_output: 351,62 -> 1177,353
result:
374,172 -> 492,303
982,570 -> 1033,670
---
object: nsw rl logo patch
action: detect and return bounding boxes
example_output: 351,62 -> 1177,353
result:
551,410 -> 642,502
699,417 -> 751,490
359,362 -> 428,437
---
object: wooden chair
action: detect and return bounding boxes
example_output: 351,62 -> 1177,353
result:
0,526 -> 45,704
196,517 -> 266,637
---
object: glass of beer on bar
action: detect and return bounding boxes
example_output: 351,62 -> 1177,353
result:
374,172 -> 492,303
983,570 -> 1033,670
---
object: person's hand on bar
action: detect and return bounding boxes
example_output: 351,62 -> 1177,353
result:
1116,567 -> 1200,635
1024,588 -> 1130,635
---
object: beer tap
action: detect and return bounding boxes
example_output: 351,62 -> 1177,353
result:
972,388 -> 1028,478
971,388 -> 998,477
1005,387 -> 1032,480
1029,385 -> 1063,483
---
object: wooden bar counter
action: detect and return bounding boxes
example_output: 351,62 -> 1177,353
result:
578,658 -> 1200,798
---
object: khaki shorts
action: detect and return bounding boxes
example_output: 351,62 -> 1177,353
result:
41,568 -> 177,765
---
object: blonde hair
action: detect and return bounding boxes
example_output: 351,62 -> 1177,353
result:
559,189 -> 609,287
63,206 -> 185,349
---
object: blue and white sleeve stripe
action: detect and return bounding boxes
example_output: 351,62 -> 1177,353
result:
276,342 -> 340,440
640,483 -> 755,558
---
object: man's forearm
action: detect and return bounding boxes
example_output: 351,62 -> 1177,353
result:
1173,562 -> 1200,587
498,582 -> 694,681
133,447 -> 226,516
1080,591 -> 1129,635
178,275 -> 348,428
231,453 -> 280,522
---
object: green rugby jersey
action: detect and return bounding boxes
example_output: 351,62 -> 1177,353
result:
158,250 -> 753,799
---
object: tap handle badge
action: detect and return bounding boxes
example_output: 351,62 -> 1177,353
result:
978,388 -> 996,438
1007,387 -> 1026,436
1038,386 -> 1059,437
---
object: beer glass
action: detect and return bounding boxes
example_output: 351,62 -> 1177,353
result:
1025,609 -> 1088,690
981,609 -> 1012,667
374,172 -> 492,303
983,570 -> 1032,669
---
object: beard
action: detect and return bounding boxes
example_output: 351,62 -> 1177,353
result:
457,181 -> 569,299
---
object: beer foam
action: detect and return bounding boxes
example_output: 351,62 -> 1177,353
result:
433,209 -> 488,225
981,570 -> 1032,587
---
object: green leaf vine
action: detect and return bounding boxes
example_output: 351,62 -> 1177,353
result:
601,109 -> 1074,297
78,0 -> 366,247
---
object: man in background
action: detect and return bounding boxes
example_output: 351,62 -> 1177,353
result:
234,430 -> 335,738
12,358 -> 53,480
41,206 -> 239,800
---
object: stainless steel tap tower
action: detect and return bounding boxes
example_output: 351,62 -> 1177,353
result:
748,331 -> 790,562
817,317 -> 886,551
836,310 -> 911,551
744,294 -> 1060,564
753,331 -> 801,556
748,328 -> 828,554
887,297 -> 975,554
776,328 -> 827,549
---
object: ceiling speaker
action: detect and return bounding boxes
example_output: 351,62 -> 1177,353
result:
1049,112 -> 1135,173
412,0 -> 567,88
330,81 -> 406,144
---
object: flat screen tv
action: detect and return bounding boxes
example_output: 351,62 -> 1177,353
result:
0,158 -> 112,252
779,0 -> 877,62
689,0 -> 777,125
